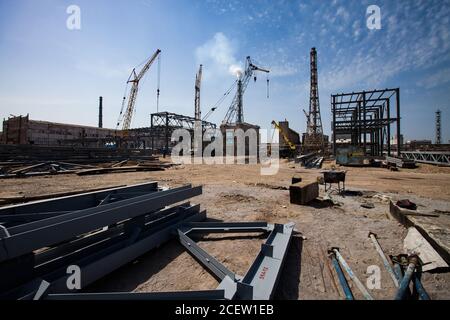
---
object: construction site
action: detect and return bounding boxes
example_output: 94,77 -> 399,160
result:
1,41 -> 450,301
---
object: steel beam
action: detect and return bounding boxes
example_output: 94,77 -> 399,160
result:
0,185 -> 202,261
239,223 -> 295,300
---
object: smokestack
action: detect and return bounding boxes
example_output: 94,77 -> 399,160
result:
98,96 -> 103,128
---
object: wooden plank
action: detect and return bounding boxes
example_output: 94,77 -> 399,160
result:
404,227 -> 449,272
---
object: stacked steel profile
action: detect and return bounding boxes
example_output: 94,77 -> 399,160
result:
0,181 -> 294,300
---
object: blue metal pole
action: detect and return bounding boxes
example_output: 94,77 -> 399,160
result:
394,255 -> 418,300
412,273 -> 430,300
333,248 -> 374,300
393,263 -> 403,282
329,253 -> 354,300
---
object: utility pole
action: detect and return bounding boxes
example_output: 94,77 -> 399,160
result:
436,109 -> 441,145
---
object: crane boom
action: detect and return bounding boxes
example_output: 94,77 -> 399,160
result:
118,49 -> 161,133
272,120 -> 297,151
194,64 -> 203,121
223,56 -> 269,125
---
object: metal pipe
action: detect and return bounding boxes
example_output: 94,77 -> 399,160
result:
329,251 -> 354,300
412,272 -> 430,300
368,233 -> 399,287
393,262 -> 403,282
333,248 -> 374,300
394,255 -> 418,300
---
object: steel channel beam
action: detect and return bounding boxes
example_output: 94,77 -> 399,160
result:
0,185 -> 202,261
4,210 -> 206,299
44,290 -> 225,300
181,222 -> 272,234
1,205 -> 200,295
34,205 -> 200,275
7,185 -> 192,235
178,230 -> 236,281
239,223 -> 295,300
0,181 -> 159,216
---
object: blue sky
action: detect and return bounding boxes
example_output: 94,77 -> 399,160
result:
0,0 -> 449,142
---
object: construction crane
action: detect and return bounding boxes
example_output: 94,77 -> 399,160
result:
116,49 -> 161,135
271,120 -> 297,152
222,56 -> 269,125
194,64 -> 203,121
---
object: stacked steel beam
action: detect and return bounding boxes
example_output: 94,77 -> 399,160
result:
0,182 -> 204,299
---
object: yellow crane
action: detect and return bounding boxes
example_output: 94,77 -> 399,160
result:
271,120 -> 297,152
116,49 -> 161,136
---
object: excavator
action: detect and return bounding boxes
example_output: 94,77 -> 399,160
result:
271,120 -> 298,158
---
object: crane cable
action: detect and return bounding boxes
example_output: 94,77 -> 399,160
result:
202,79 -> 238,121
116,82 -> 130,129
156,54 -> 161,113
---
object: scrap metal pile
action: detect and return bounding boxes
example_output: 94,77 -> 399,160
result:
0,181 -> 294,300
296,152 -> 324,169
0,159 -> 172,179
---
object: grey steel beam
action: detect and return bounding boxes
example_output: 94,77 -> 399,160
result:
180,222 -> 271,234
3,210 -> 206,299
45,290 -> 225,300
178,230 -> 236,281
239,223 -> 295,300
0,181 -> 159,216
0,185 -> 202,261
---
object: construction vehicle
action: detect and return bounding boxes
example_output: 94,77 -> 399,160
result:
222,56 -> 269,125
116,49 -> 161,136
271,120 -> 298,158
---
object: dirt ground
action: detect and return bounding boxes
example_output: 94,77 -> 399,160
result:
1,159 -> 450,299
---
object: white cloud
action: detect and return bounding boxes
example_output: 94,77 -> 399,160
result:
417,67 -> 450,89
195,32 -> 243,79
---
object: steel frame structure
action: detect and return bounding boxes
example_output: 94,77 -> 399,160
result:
401,151 -> 450,166
43,221 -> 295,300
331,88 -> 401,157
150,112 -> 217,155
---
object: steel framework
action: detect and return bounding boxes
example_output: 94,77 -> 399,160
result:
150,112 -> 217,155
401,151 -> 450,166
331,88 -> 401,156
303,48 -> 325,152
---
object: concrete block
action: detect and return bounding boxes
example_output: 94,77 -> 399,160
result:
289,181 -> 319,205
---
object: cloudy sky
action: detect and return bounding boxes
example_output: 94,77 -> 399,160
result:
0,0 -> 449,142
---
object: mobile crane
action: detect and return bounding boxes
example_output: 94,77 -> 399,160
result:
116,49 -> 161,135
271,120 -> 298,158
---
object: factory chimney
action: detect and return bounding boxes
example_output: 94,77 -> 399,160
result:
98,96 -> 103,128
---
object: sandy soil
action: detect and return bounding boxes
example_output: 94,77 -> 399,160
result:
1,160 -> 449,299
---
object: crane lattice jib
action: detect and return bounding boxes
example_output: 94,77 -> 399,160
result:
223,57 -> 269,125
121,49 -> 161,132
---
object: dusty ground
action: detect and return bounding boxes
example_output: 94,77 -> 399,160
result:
1,160 -> 450,299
